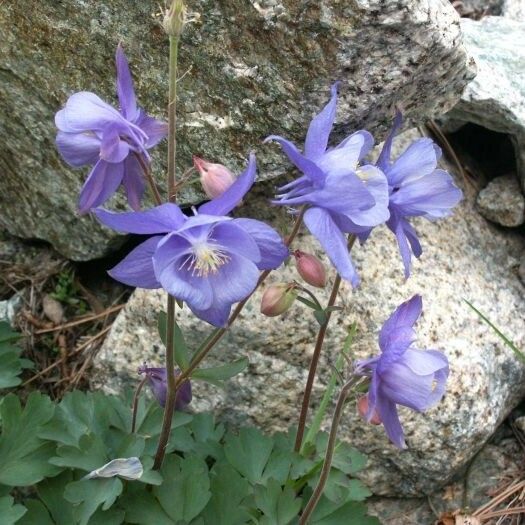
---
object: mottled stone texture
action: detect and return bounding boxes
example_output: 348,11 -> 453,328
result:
447,16 -> 525,192
94,131 -> 525,496
476,174 -> 525,227
0,0 -> 473,260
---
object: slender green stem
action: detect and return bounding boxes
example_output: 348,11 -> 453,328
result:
301,323 -> 357,453
167,36 -> 179,203
294,235 -> 357,453
299,376 -> 361,524
153,34 -> 180,471
131,375 -> 148,433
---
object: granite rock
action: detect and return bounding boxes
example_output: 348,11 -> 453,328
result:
502,0 -> 525,21
447,16 -> 525,192
94,129 -> 525,497
0,0 -> 474,260
476,174 -> 525,227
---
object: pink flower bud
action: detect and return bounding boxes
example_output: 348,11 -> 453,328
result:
193,156 -> 236,200
357,395 -> 382,425
260,283 -> 297,317
294,250 -> 327,288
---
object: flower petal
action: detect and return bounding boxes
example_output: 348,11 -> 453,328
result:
94,203 -> 186,234
402,219 -> 422,258
345,166 -> 390,226
116,44 -> 139,121
100,123 -> 130,163
136,111 -> 168,148
387,138 -> 441,187
232,218 -> 289,270
154,234 -> 214,311
304,83 -> 338,161
379,295 -> 422,353
379,361 -> 437,412
78,160 -> 124,214
376,394 -> 406,449
108,236 -> 162,288
55,92 -> 124,133
391,170 -> 463,219
122,155 -> 146,211
303,207 -> 359,286
189,303 -> 232,328
376,110 -> 403,173
387,213 -> 413,278
56,131 -> 101,167
198,153 -> 256,216
211,222 -> 261,263
317,130 -> 374,176
264,136 -> 326,187
401,348 -> 449,376
208,253 -> 260,306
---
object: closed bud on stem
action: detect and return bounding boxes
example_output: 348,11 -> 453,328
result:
163,0 -> 186,38
260,283 -> 298,317
357,395 -> 382,425
193,156 -> 236,200
294,250 -> 327,288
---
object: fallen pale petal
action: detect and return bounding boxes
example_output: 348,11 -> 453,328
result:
83,457 -> 144,481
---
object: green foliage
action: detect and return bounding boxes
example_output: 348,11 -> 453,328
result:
0,322 -> 33,389
50,269 -> 88,314
0,391 -> 377,524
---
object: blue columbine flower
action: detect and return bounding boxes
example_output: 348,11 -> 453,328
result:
376,111 -> 463,277
95,154 -> 289,327
55,45 -> 168,214
266,83 -> 389,286
355,295 -> 449,448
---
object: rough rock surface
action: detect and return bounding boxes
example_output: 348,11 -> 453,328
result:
447,16 -> 525,192
503,0 -> 525,21
94,130 -> 525,496
0,0 -> 474,260
476,174 -> 525,226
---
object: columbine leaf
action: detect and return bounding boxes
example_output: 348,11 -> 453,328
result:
36,471 -> 76,525
0,322 -> 31,388
313,310 -> 328,326
192,358 -> 249,383
121,483 -> 173,525
17,500 -> 54,525
200,463 -> 252,525
64,477 -> 123,525
0,496 -> 27,524
331,442 -> 367,475
154,455 -> 211,522
86,508 -> 126,525
158,311 -> 190,370
39,390 -> 95,447
310,498 -> 380,525
224,426 -> 273,484
254,478 -> 302,525
50,434 -> 108,472
0,393 -> 59,485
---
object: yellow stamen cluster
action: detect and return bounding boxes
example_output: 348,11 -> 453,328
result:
180,243 -> 230,277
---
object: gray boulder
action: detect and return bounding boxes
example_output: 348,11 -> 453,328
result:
476,174 -> 525,227
0,0 -> 474,260
447,16 -> 525,192
94,130 -> 525,497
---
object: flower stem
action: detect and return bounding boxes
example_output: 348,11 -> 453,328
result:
134,153 -> 163,206
294,235 -> 357,453
298,376 -> 361,524
131,375 -> 148,433
153,33 -> 180,471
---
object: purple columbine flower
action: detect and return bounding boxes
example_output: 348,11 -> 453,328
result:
55,44 -> 168,214
355,295 -> 449,448
94,154 -> 289,327
375,111 -> 463,277
266,83 -> 390,286
139,365 -> 192,410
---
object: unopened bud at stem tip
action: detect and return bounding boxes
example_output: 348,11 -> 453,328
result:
260,283 -> 298,317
